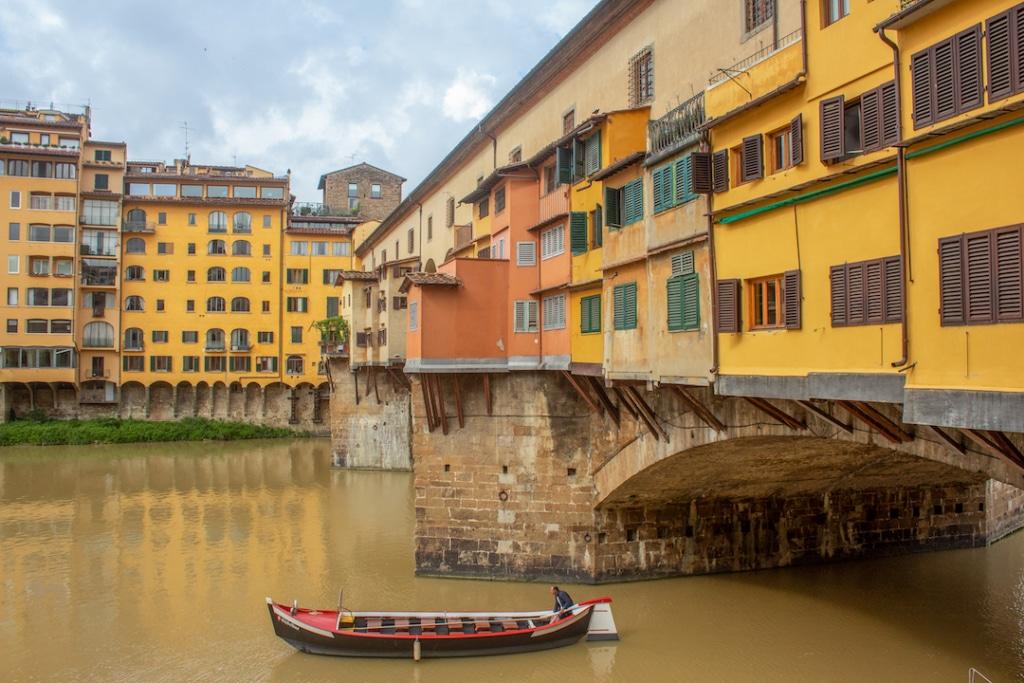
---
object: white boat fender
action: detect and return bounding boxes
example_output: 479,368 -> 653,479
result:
586,601 -> 619,641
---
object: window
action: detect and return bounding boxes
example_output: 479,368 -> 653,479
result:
748,275 -> 785,329
542,295 -> 566,330
261,300 -> 270,313
208,239 -> 226,255
123,265 -> 143,282
7,255 -> 18,274
182,331 -> 198,343
128,183 -> 150,196
83,199 -> 118,226
231,328 -> 250,350
26,319 -> 48,334
326,296 -> 340,318
51,319 -> 71,334
613,283 -> 638,330
911,28 -> 982,129
207,296 -> 226,312
513,300 -> 539,333
9,190 -> 20,209
28,225 -> 50,242
580,295 -> 601,334
95,149 -> 111,162
156,299 -> 165,312
261,187 -> 284,200
257,356 -> 278,373
604,179 -> 644,228
50,288 -> 71,306
291,326 -> 303,343
150,356 -> 172,372
516,241 -> 537,266
157,242 -> 173,255
31,161 -> 52,178
258,331 -> 274,344
54,258 -> 72,277
332,242 -> 350,256
53,226 -> 73,242
667,252 -> 700,332
287,268 -> 309,284
312,241 -> 328,256
495,187 -> 506,213
563,108 -> 576,135
10,131 -> 29,144
287,297 -> 309,313
541,224 -> 565,259
348,182 -> 358,198
233,186 -> 256,199
208,185 -> 228,198
26,288 -> 49,306
822,0 -> 850,27
233,212 -> 252,233
231,240 -> 251,256
937,227 -> 1024,326
208,211 -> 227,233
262,244 -> 271,257
153,269 -> 170,282
126,237 -> 146,254
55,195 -> 75,211
232,267 -> 250,283
205,356 -> 226,372
577,132 -> 602,178
123,356 -> 144,372
263,214 -> 271,228
6,288 -> 17,305
157,213 -> 168,227
188,243 -> 196,255
230,297 -> 250,312
182,356 -> 199,372
229,356 -> 251,373
371,183 -> 382,198
446,197 -> 455,227
6,320 -> 16,333
207,267 -> 226,282
478,197 -> 489,219
186,299 -> 195,312
286,356 -> 304,375
125,296 -> 144,311
30,193 -> 52,210
745,0 -> 774,33
94,174 -> 109,191
544,165 -> 557,195
290,241 -> 308,256
628,46 -> 654,106
735,134 -> 765,183
9,223 -> 19,240
409,301 -> 419,331
262,271 -> 271,283
206,329 -> 225,350
152,330 -> 169,343
181,185 -> 202,198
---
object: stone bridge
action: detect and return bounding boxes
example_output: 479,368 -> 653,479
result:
328,366 -> 1024,583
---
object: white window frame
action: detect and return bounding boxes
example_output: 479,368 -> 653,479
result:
516,241 -> 537,267
513,300 -> 539,333
540,224 -> 565,260
542,294 -> 566,330
7,255 -> 18,274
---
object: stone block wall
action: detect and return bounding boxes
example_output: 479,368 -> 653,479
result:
328,359 -> 411,470
322,165 -> 402,222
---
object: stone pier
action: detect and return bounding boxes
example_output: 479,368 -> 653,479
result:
328,358 -> 412,470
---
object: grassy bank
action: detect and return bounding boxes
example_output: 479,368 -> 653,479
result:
0,417 -> 304,447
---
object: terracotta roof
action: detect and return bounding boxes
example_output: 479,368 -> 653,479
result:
399,272 -> 461,293
590,151 -> 645,181
530,280 -> 569,296
526,212 -> 569,233
334,270 -> 378,284
459,161 -> 535,204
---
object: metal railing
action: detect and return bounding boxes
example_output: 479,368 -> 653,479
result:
291,202 -> 360,217
901,0 -> 925,7
122,220 -> 155,233
708,29 -> 803,86
648,92 -> 705,156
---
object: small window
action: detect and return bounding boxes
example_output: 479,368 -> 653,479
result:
286,268 -> 309,284
10,131 -> 29,144
508,147 -> 522,164
157,242 -> 173,255
94,174 -> 109,191
516,241 -> 537,266
495,187 -> 506,213
541,225 -> 565,259
94,149 -> 112,162
263,214 -> 271,228
348,182 -> 358,198
152,330 -> 169,343
371,183 -> 382,199
748,275 -> 784,329
208,185 -> 228,198
613,283 -> 638,330
258,331 -> 274,344
152,269 -> 170,282
562,109 -> 576,135
478,197 -> 489,219
628,46 -> 654,107
542,294 -> 566,330
513,300 -> 539,333
770,127 -> 795,173
745,0 -> 775,33
291,326 -> 303,343
233,186 -> 256,199
580,294 -> 601,334
181,185 -> 203,198
286,356 -> 304,375
822,0 -> 850,27
182,331 -> 198,343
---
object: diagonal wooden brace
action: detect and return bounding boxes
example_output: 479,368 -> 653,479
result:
588,376 -> 620,427
744,397 -> 806,431
561,371 -> 602,414
626,386 -> 669,442
672,386 -> 726,433
797,400 -> 852,434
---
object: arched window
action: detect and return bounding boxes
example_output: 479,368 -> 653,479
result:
206,296 -> 226,312
233,212 -> 252,233
231,240 -> 251,256
126,208 -> 147,230
207,267 -> 226,282
205,328 -> 225,350
208,239 -> 226,255
230,328 -> 250,350
83,321 -> 114,348
125,296 -> 144,311
126,237 -> 146,254
208,211 -> 227,233
230,297 -> 250,312
124,265 -> 145,281
231,266 -> 250,282
124,327 -> 144,350
286,355 -> 304,375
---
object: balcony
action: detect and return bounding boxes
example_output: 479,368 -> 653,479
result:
230,343 -> 251,352
705,29 -> 804,120
648,92 -> 705,158
205,344 -> 226,352
292,202 -> 360,217
80,243 -> 118,257
80,262 -> 117,287
124,343 -> 144,352
320,341 -> 348,357
80,214 -> 119,228
122,220 -> 155,233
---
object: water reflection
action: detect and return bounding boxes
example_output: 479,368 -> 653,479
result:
1,438 -> 1022,682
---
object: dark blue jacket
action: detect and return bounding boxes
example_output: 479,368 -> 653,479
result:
553,590 -> 574,613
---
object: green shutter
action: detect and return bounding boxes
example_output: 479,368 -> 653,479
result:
570,212 -> 588,255
556,146 -> 573,184
623,179 -> 644,225
653,166 -> 667,213
681,272 -> 700,330
584,131 -> 602,176
605,187 -> 621,228
614,283 -> 637,330
573,139 -> 586,181
675,155 -> 696,204
667,276 -> 683,330
580,294 -> 601,333
593,205 -> 603,247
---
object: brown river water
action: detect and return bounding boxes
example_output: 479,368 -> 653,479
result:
1,438 -> 1023,682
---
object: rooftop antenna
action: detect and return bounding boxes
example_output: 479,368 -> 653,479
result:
181,121 -> 191,160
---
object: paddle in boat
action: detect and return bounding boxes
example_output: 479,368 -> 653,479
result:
265,594 -> 618,659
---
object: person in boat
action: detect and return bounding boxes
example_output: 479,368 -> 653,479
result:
551,586 -> 574,616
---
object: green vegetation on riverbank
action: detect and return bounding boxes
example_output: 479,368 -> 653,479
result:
0,416 -> 303,447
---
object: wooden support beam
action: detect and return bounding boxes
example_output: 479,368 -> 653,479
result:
364,367 -> 373,398
672,386 -> 726,433
927,424 -> 966,455
838,400 -> 912,443
852,401 -> 914,442
420,376 -> 435,433
588,376 -> 620,427
435,375 -> 449,435
744,397 -> 806,431
614,387 -> 639,420
353,368 -> 360,406
453,374 -> 465,429
797,400 -> 852,434
625,386 -> 668,442
373,367 -> 381,405
482,374 -> 493,416
618,388 -> 655,439
561,371 -> 601,414
964,429 -> 1024,470
387,368 -> 411,392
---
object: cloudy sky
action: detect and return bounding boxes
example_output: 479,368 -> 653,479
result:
0,0 -> 597,202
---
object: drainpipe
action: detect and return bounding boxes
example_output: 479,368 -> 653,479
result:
876,25 -> 910,369
706,132 -> 721,376
478,124 -> 497,170
416,202 -> 423,270
800,0 -> 808,74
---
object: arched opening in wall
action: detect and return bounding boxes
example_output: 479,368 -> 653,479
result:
314,381 -> 331,424
28,382 -> 55,411
6,382 -> 31,418
53,382 -> 77,415
294,382 -> 316,424
194,381 -> 212,418
244,382 -> 263,418
148,381 -> 174,421
175,381 -> 194,418
264,382 -> 289,424
119,381 -> 146,418
227,381 -> 245,419
424,258 -> 437,273
211,381 -> 229,419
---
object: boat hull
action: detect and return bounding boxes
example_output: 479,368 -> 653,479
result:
267,602 -> 595,659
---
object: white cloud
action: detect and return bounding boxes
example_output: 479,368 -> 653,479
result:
442,69 -> 497,122
538,0 -> 593,35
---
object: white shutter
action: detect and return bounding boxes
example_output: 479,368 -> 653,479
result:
527,301 -> 538,332
542,294 -> 566,330
516,241 -> 537,266
514,301 -> 526,332
409,301 -> 418,331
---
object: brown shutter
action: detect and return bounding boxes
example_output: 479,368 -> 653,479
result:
987,10 -> 1014,102
965,232 -> 994,323
1013,4 -> 1024,93
716,279 -> 741,333
740,134 -> 763,182
846,262 -> 866,325
789,114 -> 804,166
783,269 -> 801,330
879,81 -> 900,146
883,256 -> 903,323
933,38 -> 956,121
954,25 -> 983,113
865,259 -> 884,323
939,235 -> 966,325
911,49 -> 934,128
690,152 -> 713,194
712,150 -> 730,193
994,226 -> 1023,322
820,96 -> 845,162
830,265 -> 847,326
860,87 -> 881,153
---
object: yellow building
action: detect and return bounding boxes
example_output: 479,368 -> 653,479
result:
119,160 -> 289,394
0,105 -> 88,393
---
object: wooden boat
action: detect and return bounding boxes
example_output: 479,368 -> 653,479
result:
265,595 -> 618,659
